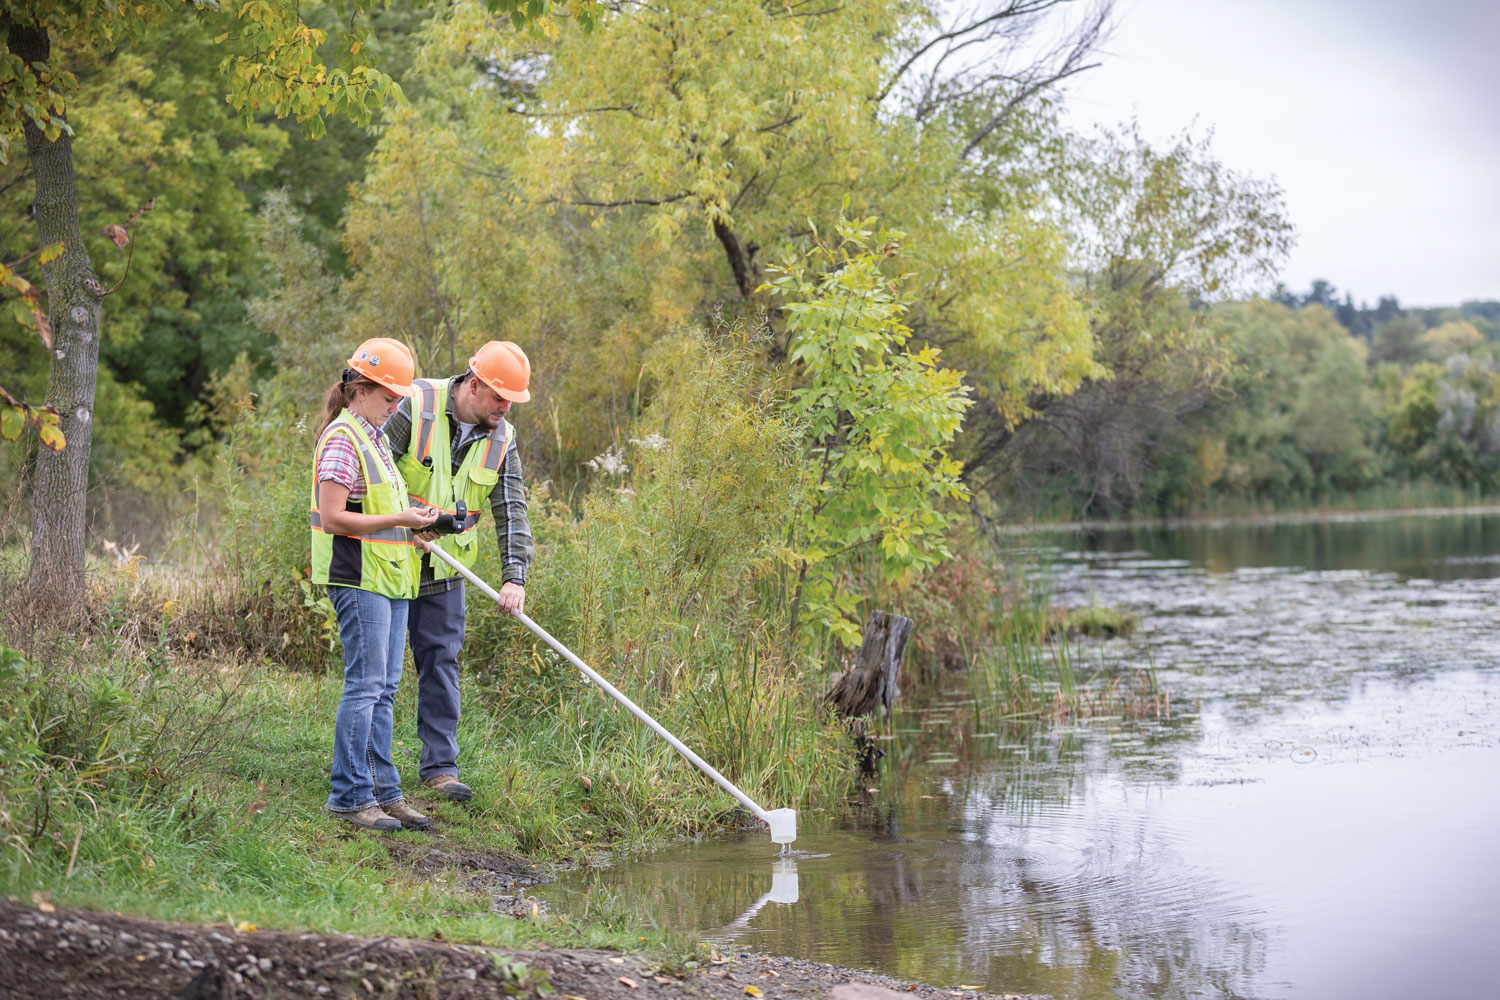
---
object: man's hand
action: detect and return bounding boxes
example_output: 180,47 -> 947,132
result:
497,582 -> 526,616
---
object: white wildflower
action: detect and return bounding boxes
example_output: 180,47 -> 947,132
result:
628,433 -> 669,451
586,444 -> 630,476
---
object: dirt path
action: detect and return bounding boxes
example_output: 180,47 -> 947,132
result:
0,899 -> 1033,1000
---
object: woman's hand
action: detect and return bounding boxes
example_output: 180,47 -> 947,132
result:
398,505 -> 440,530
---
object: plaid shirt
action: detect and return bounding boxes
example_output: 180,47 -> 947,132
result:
386,374 -> 534,595
315,411 -> 397,503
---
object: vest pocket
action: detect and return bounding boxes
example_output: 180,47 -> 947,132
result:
366,483 -> 415,576
463,465 -> 498,495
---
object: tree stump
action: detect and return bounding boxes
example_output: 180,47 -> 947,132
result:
824,610 -> 913,720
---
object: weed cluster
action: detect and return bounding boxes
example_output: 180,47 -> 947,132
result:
967,583 -> 1167,723
856,539 -> 1166,724
0,636 -> 254,892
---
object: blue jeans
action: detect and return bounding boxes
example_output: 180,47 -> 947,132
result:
327,585 -> 409,813
409,583 -> 467,782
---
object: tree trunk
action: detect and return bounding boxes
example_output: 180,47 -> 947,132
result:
11,23 -> 102,607
824,610 -> 914,719
712,218 -> 755,299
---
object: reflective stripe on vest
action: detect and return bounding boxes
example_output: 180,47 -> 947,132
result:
345,424 -> 388,487
479,423 -> 512,473
308,509 -> 412,544
408,378 -> 511,497
413,378 -> 439,468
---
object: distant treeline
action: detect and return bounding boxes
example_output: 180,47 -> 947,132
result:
1272,279 -> 1500,350
1000,283 -> 1500,520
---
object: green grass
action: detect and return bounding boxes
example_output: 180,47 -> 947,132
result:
0,616 -> 847,953
1048,604 -> 1140,639
0,568 -> 1118,962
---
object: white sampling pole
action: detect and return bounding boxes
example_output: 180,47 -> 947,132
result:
424,544 -> 797,844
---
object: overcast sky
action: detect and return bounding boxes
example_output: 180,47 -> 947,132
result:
1054,0 -> 1500,307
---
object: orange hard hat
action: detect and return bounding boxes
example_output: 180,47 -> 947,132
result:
347,337 -> 417,397
469,341 -> 531,403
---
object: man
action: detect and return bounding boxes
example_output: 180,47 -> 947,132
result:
385,341 -> 534,802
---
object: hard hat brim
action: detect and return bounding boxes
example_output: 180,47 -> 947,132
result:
361,376 -> 415,398
496,385 -> 530,403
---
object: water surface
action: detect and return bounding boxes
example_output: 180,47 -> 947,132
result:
539,510 -> 1500,1000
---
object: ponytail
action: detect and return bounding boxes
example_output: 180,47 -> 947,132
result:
317,373 -> 380,440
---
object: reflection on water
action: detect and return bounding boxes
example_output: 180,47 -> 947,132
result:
539,511 -> 1500,999
1075,507 -> 1500,580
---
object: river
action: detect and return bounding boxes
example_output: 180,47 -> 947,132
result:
537,510 -> 1500,1000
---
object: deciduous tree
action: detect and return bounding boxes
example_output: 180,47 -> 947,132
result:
345,0 -> 1102,485
0,0 -> 578,603
765,216 -> 973,644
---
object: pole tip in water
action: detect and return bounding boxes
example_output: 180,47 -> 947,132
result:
766,808 -> 797,844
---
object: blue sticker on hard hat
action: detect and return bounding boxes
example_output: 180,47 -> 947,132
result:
359,350 -> 369,360
370,355 -> 380,366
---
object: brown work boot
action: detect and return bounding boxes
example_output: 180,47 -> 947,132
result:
338,806 -> 401,833
382,799 -> 431,831
423,774 -> 473,802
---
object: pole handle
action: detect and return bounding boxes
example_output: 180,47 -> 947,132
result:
423,544 -> 772,824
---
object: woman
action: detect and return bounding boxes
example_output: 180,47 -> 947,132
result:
311,337 -> 439,832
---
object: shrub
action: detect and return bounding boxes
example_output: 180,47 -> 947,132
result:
461,328 -> 847,827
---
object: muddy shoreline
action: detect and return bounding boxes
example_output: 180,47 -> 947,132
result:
0,899 -> 1033,1000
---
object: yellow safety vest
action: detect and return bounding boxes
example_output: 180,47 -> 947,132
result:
310,411 -> 420,599
396,377 -> 513,580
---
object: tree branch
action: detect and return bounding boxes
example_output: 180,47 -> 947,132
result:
551,191 -> 693,208
504,104 -> 643,118
875,1 -> 1076,105
957,59 -> 1098,160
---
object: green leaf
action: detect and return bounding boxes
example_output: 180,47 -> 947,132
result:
1,406 -> 22,442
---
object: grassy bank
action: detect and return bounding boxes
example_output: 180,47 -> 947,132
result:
0,601 -> 845,952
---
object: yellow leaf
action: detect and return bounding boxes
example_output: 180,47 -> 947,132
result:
745,988 -> 763,997
38,242 -> 64,264
235,920 -> 258,933
38,422 -> 65,452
